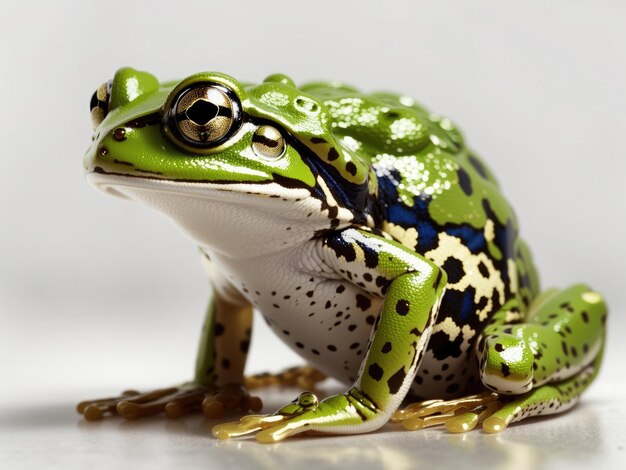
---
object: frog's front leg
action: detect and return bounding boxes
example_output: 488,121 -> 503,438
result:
214,228 -> 446,442
78,257 -> 262,421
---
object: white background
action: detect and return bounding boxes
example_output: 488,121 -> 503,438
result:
1,1 -> 625,468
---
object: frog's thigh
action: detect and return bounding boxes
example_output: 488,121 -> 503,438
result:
477,284 -> 606,430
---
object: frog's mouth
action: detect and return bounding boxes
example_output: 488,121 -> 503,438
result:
87,168 -> 312,204
86,170 -> 337,257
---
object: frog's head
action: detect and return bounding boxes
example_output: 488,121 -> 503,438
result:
85,68 -> 376,257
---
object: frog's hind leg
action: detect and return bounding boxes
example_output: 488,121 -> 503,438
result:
473,284 -> 606,432
481,351 -> 602,432
393,284 -> 606,433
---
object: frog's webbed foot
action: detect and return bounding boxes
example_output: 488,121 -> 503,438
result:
391,392 -> 507,433
213,391 -> 330,443
77,383 -> 262,421
244,365 -> 327,391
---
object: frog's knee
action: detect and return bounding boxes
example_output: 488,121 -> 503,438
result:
479,334 -> 534,395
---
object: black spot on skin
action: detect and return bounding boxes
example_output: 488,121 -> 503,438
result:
409,328 -> 420,336
446,383 -> 460,394
348,324 -> 357,331
363,273 -> 373,282
221,358 -> 231,369
395,299 -> 410,316
312,349 -> 320,355
434,270 -> 443,288
468,154 -> 488,179
477,261 -> 490,278
583,343 -> 589,354
501,363 -> 510,377
581,311 -> 589,323
415,375 -> 423,385
214,323 -> 224,336
325,301 -> 332,309
336,311 -> 343,317
441,257 -> 464,284
366,315 -> 376,325
368,363 -> 384,381
350,342 -> 360,349
296,342 -> 304,349
382,342 -> 392,353
327,148 -> 339,161
433,375 -> 442,381
375,276 -> 391,294
356,294 -> 371,311
494,343 -> 504,352
457,167 -> 473,196
240,340 -> 250,354
571,346 -> 578,357
327,345 -> 337,352
429,330 -> 463,360
306,291 -> 314,297
562,341 -> 569,356
387,367 -> 406,394
332,239 -> 357,262
336,285 -> 346,293
346,161 -> 357,176
311,137 -> 327,144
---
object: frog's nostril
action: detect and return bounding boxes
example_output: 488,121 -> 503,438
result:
186,99 -> 219,125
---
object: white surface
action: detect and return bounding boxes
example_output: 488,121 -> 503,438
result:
1,0 -> 626,469
1,371 -> 625,470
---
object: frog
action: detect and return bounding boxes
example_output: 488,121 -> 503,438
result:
80,67 -> 607,442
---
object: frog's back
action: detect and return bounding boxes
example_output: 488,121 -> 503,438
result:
304,81 -> 540,395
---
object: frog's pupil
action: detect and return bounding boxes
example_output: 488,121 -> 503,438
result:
186,99 -> 218,125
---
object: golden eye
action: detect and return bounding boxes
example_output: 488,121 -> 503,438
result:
90,80 -> 111,130
168,84 -> 241,148
252,125 -> 286,159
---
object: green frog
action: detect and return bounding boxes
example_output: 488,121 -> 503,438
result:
80,67 -> 607,442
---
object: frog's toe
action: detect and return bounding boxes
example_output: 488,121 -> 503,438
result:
78,387 -> 181,420
212,391 -> 321,442
78,383 -> 262,421
392,392 -> 503,433
245,365 -> 327,391
201,383 -> 263,419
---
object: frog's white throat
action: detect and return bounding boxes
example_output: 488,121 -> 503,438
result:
87,173 -> 348,258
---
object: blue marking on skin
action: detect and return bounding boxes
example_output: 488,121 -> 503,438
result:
458,289 -> 475,321
446,225 -> 486,253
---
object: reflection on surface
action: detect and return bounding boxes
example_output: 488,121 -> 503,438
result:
0,390 -> 608,470
199,407 -> 601,470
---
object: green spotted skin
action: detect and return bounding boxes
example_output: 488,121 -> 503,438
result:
85,68 -> 607,437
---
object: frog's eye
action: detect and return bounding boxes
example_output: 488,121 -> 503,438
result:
166,83 -> 241,149
252,125 -> 286,159
90,80 -> 111,130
